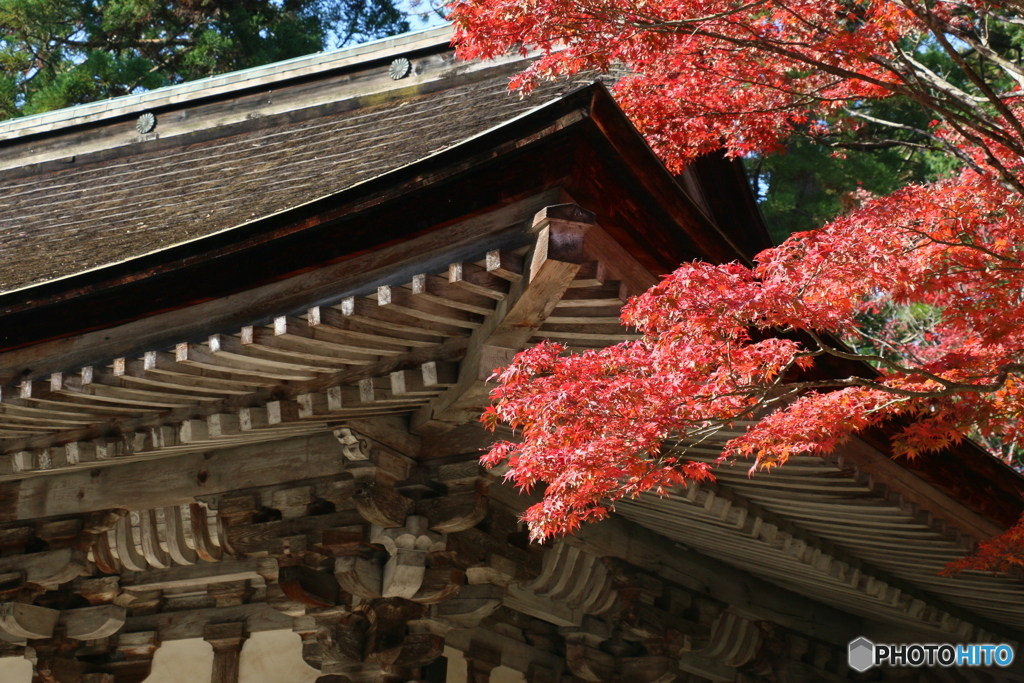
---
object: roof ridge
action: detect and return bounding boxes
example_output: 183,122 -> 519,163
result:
0,25 -> 454,141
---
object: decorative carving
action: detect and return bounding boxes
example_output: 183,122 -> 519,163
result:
93,505 -> 221,572
371,517 -> 445,599
135,112 -> 156,134
506,542 -> 617,627
416,480 -> 489,533
562,618 -> 615,682
434,583 -> 503,628
62,605 -> 126,641
388,58 -> 412,80
334,555 -> 382,599
354,479 -> 414,528
563,617 -> 678,683
334,428 -> 370,461
0,602 -> 59,639
0,548 -> 89,591
306,599 -> 442,681
80,577 -> 120,606
699,612 -> 762,668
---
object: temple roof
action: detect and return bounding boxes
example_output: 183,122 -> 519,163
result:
2,27 -> 1023,666
0,27 -> 594,294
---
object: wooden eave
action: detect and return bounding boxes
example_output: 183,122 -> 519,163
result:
0,83 -> 759,358
2,60 -> 1024,662
0,76 -> 1018,547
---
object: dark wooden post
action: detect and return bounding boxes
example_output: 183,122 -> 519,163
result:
465,642 -> 501,683
203,622 -> 248,683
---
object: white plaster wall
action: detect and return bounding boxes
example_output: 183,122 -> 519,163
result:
142,638 -> 214,683
0,639 -> 219,683
239,630 -> 319,683
442,647 -> 526,683
0,655 -> 32,682
444,646 -> 468,683
0,633 -> 525,683
490,665 -> 526,683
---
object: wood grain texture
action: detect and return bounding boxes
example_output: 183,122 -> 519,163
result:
0,432 -> 348,522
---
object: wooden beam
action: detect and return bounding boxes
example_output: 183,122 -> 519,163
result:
0,433 -> 350,522
204,622 -> 248,683
553,504 -> 869,646
412,205 -> 595,434
0,547 -> 89,588
0,602 -> 59,639
125,603 -> 291,641
0,190 -> 560,385
838,437 -> 1004,542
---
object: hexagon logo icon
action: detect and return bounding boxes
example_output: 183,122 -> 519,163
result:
848,637 -> 875,672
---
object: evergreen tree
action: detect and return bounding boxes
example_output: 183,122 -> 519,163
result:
744,47 -> 967,242
0,0 -> 409,119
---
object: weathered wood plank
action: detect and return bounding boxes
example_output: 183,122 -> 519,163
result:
207,337 -> 333,377
175,342 -> 314,382
343,296 -> 469,338
485,250 -> 524,282
840,437 -> 1003,542
412,205 -> 594,433
53,372 -> 210,409
581,224 -> 660,296
0,547 -> 89,587
115,358 -> 252,395
62,604 -> 126,640
274,316 -> 404,358
227,510 -> 364,554
124,602 -> 291,641
0,190 -> 559,385
390,369 -> 443,397
378,285 -> 484,329
412,274 -> 497,315
84,366 -> 225,401
0,602 -> 59,639
143,351 -> 276,388
0,432 -> 350,521
308,306 -> 440,348
21,380 -> 153,416
448,262 -> 509,300
243,325 -> 378,365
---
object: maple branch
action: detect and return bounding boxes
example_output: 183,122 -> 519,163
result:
944,21 -> 1024,91
898,0 -> 1024,145
805,329 -> 957,386
870,53 -> 1024,166
900,226 -> 1024,265
802,330 -> 1024,398
620,0 -> 773,28
844,108 -> 992,178
943,116 -> 1024,194
777,370 -> 1024,398
846,323 -> 923,361
889,46 -> 992,115
827,138 -> 933,151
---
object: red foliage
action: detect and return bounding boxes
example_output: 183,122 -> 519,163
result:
453,0 -> 1024,571
944,516 -> 1024,575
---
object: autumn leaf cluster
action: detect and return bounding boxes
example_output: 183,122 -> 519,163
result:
456,0 -> 1024,570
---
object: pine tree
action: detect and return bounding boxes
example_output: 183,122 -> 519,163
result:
0,0 -> 409,119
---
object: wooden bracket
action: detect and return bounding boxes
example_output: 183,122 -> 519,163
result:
412,204 -> 595,435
